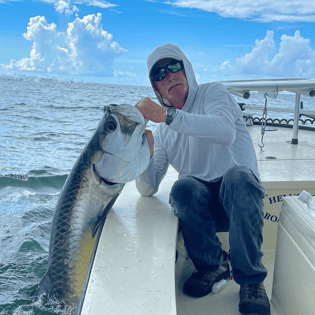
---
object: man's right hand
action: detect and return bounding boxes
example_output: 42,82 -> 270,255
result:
144,129 -> 154,157
135,98 -> 167,123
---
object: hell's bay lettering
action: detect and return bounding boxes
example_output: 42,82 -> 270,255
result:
264,212 -> 280,223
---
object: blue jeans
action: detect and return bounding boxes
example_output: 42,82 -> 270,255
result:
169,166 -> 267,285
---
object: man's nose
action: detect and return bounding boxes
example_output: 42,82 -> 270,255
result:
165,70 -> 175,81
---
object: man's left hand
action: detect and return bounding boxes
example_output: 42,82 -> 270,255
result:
135,98 -> 167,123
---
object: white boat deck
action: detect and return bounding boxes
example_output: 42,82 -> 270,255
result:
80,166 -> 179,315
79,124 -> 315,315
251,125 -> 315,183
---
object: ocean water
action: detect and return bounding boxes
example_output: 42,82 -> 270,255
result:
0,74 -> 314,314
0,75 -> 156,315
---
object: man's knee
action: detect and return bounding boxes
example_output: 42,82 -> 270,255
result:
170,177 -> 200,205
222,166 -> 253,187
220,166 -> 265,219
222,166 -> 264,199
170,176 -> 211,217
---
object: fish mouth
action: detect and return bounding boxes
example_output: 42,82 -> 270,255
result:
93,164 -> 117,186
111,104 -> 146,126
101,177 -> 117,186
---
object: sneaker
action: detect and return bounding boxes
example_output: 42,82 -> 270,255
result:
183,260 -> 230,297
239,283 -> 271,315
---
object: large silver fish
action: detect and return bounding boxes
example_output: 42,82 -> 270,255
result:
38,104 -> 150,306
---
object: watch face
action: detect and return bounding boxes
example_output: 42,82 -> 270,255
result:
166,107 -> 176,125
167,107 -> 176,116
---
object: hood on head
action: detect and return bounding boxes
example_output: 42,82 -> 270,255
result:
147,43 -> 198,111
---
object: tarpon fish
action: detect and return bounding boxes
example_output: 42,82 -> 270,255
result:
38,104 -> 150,306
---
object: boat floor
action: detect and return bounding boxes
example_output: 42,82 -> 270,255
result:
248,124 -> 315,183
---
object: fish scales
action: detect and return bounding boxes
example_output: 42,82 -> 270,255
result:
47,140 -> 124,300
37,104 -> 150,309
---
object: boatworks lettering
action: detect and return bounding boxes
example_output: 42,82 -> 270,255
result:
264,212 -> 279,223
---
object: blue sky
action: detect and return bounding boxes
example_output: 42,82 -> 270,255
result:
0,0 -> 315,86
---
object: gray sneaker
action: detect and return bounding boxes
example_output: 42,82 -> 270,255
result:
239,283 -> 271,315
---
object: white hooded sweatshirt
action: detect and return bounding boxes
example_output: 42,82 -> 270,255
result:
136,43 -> 260,196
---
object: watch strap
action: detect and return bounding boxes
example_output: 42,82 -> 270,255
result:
166,107 -> 177,125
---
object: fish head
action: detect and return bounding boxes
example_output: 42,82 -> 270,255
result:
94,104 -> 150,183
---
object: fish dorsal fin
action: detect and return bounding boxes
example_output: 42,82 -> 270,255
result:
92,193 -> 120,238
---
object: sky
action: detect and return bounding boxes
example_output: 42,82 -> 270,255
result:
0,0 -> 315,86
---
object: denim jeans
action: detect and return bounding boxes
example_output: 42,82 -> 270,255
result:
169,165 -> 267,285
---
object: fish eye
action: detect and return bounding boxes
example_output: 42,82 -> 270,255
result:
104,121 -> 117,133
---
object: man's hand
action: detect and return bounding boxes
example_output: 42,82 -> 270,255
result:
135,97 -> 167,123
144,130 -> 154,157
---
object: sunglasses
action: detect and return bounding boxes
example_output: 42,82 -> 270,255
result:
150,60 -> 184,82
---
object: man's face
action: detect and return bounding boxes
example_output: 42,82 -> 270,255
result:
151,58 -> 188,110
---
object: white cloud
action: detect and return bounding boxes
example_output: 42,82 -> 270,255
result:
54,0 -> 79,15
167,0 -> 315,22
38,0 -> 117,10
219,30 -> 315,77
0,0 -> 18,3
0,14 -> 126,76
114,70 -> 137,80
85,0 -> 117,9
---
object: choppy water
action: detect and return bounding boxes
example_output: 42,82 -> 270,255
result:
0,74 -> 314,314
0,75 -> 156,314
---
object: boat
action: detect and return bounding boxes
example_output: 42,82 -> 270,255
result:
77,79 -> 315,315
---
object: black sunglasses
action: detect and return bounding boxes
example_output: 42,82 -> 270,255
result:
150,60 -> 184,82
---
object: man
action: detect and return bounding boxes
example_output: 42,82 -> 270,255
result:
135,43 -> 270,315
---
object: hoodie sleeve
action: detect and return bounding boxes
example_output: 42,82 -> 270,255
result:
169,83 -> 237,146
135,128 -> 169,196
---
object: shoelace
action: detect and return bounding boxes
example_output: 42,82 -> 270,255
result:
191,269 -> 211,280
244,284 -> 267,300
192,265 -> 226,282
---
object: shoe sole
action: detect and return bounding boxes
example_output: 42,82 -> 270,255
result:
239,302 -> 271,315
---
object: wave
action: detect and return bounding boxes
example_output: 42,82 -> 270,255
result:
0,173 -> 67,190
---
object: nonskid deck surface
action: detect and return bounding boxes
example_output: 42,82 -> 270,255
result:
248,125 -> 315,183
80,125 -> 315,315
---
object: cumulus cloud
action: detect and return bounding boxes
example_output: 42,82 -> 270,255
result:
1,13 -> 126,76
167,0 -> 315,22
38,0 -> 117,10
114,70 -> 137,80
85,0 -> 117,9
54,0 -> 79,15
220,30 -> 315,77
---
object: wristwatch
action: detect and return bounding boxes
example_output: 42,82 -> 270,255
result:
166,107 -> 177,125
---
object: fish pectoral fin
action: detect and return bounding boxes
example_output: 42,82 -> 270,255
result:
92,217 -> 106,239
92,193 -> 120,238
